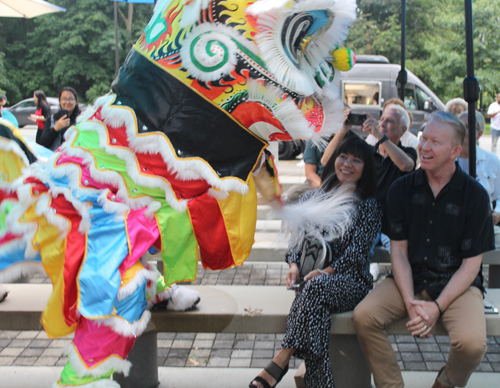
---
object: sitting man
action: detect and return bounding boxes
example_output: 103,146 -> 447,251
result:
457,110 -> 500,225
365,98 -> 419,151
353,111 -> 495,388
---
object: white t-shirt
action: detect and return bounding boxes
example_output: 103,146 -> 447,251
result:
487,101 -> 500,130
365,131 -> 419,151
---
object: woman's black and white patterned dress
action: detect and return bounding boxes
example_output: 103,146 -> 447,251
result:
282,189 -> 382,388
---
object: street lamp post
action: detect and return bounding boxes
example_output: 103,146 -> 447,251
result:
464,0 -> 478,178
398,0 -> 407,102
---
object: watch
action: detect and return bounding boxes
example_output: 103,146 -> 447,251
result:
379,135 -> 389,144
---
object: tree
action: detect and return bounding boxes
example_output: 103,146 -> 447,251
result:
345,0 -> 500,106
0,0 -> 153,104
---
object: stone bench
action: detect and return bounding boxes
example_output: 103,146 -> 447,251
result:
1,284 -> 499,388
151,247 -> 500,288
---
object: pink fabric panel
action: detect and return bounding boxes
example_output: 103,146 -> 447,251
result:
72,317 -> 136,369
119,209 -> 160,275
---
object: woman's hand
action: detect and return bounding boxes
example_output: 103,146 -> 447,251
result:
304,268 -> 333,282
29,114 -> 37,123
54,115 -> 70,132
286,263 -> 300,288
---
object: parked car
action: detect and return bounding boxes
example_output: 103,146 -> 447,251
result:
5,97 -> 87,128
340,55 -> 445,135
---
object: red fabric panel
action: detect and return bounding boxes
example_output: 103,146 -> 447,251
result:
187,193 -> 234,270
50,195 -> 86,326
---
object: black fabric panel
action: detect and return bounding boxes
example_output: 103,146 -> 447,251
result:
111,49 -> 266,182
0,124 -> 37,164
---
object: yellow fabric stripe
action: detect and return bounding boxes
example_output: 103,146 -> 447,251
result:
30,209 -> 77,338
0,148 -> 25,181
217,176 -> 257,266
120,260 -> 145,288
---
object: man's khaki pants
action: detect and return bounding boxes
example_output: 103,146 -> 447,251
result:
353,278 -> 486,388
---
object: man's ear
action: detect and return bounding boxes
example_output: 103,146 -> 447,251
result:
451,144 -> 462,159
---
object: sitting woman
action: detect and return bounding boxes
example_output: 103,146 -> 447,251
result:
250,136 -> 382,388
39,87 -> 81,150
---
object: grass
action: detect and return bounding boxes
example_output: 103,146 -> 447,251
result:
485,123 -> 491,136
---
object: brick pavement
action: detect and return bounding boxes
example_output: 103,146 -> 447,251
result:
1,263 -> 499,373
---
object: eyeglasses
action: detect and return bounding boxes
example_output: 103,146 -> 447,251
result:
61,98 -> 76,103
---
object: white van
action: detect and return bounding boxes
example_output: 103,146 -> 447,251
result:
341,55 -> 445,134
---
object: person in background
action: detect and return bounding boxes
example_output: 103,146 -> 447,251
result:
487,93 -> 500,154
353,111 -> 494,388
284,104 -> 351,203
30,90 -> 51,144
0,94 -> 6,117
0,94 -> 19,127
458,110 -> 500,225
366,98 -> 419,151
39,87 -> 81,151
445,98 -> 468,117
250,136 -> 381,388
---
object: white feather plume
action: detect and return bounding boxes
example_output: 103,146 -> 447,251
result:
274,183 -> 357,253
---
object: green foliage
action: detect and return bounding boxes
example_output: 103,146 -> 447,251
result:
346,0 -> 500,107
0,0 -> 153,105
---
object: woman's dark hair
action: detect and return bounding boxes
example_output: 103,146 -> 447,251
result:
321,135 -> 378,200
58,86 -> 81,120
34,90 -> 49,110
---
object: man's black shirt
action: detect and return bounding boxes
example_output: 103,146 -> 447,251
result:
373,140 -> 417,232
386,164 -> 495,299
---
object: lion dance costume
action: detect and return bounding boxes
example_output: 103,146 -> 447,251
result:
0,0 -> 357,386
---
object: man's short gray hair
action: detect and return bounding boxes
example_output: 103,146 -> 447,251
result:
385,104 -> 410,129
427,111 -> 466,145
459,110 -> 485,134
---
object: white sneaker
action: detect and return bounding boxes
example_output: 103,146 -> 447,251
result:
370,263 -> 380,282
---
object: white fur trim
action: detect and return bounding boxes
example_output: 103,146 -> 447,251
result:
0,261 -> 44,283
117,268 -> 157,301
181,23 -> 239,82
94,310 -> 151,338
166,284 -> 200,311
207,187 -> 229,200
247,0 -> 291,14
309,90 -> 346,149
62,117 -> 180,212
64,343 -> 132,378
247,80 -> 312,140
179,0 -> 211,28
147,288 -> 171,309
252,10 -> 317,96
94,95 -> 250,196
251,0 -> 356,96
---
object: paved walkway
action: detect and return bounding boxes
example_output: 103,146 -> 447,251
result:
1,263 -> 499,374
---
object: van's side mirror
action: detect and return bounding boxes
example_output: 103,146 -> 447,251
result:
424,98 -> 437,112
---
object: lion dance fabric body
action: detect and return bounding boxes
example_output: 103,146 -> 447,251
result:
0,0 -> 356,386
